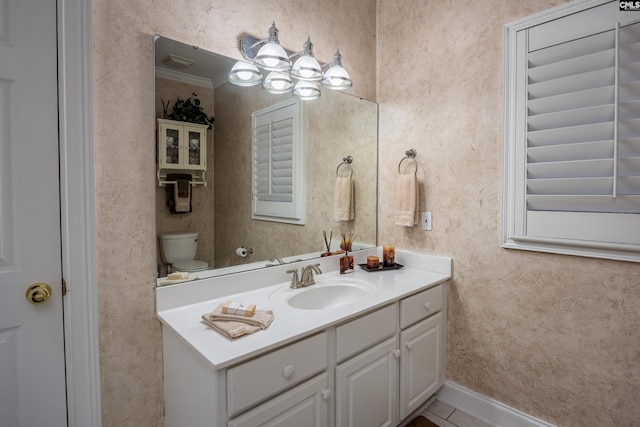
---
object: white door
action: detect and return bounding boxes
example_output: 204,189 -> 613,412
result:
0,1 -> 67,426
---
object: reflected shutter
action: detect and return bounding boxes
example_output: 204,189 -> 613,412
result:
254,117 -> 294,202
252,98 -> 305,224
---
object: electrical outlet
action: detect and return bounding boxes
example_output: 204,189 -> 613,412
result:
421,211 -> 432,231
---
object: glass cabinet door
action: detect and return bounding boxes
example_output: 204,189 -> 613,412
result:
158,119 -> 207,170
159,121 -> 183,168
165,128 -> 181,166
183,127 -> 206,170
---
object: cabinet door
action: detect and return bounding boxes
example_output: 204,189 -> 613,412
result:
183,125 -> 206,170
399,312 -> 443,419
336,337 -> 399,427
159,121 -> 183,169
228,373 -> 329,427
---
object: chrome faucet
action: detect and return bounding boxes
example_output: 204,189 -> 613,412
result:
287,263 -> 322,289
270,256 -> 285,265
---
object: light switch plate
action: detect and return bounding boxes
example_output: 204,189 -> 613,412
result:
421,211 -> 432,231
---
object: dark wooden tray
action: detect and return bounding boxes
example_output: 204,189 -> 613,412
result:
357,262 -> 404,272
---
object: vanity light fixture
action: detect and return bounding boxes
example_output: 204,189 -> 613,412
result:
263,71 -> 293,94
253,22 -> 291,71
227,21 -> 352,100
293,80 -> 321,100
227,61 -> 263,86
290,37 -> 322,81
322,50 -> 353,91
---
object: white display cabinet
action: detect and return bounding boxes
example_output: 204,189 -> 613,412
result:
157,118 -> 208,186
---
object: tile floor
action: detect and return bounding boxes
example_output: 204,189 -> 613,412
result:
420,399 -> 493,427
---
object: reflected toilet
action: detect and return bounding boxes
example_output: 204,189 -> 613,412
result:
159,232 -> 209,273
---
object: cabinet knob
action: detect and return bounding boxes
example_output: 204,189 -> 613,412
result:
423,302 -> 431,311
321,388 -> 332,400
406,341 -> 413,351
392,349 -> 401,358
283,364 -> 294,379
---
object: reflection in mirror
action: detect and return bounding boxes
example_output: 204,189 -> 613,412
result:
154,36 -> 378,281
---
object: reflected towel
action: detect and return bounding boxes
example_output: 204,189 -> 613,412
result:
174,178 -> 191,213
394,174 -> 419,227
334,176 -> 355,222
202,304 -> 274,340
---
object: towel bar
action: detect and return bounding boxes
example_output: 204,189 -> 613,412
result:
336,155 -> 353,177
398,149 -> 417,175
159,179 -> 205,187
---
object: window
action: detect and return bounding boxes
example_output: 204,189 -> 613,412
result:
251,98 -> 305,224
503,0 -> 640,262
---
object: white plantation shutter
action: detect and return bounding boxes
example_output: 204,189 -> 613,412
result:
252,98 -> 305,224
254,118 -> 294,202
503,0 -> 640,261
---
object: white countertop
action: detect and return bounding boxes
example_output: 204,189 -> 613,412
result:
156,249 -> 451,369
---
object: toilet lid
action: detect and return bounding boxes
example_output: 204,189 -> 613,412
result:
173,260 -> 209,272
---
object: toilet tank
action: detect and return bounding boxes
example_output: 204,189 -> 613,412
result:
159,232 -> 199,264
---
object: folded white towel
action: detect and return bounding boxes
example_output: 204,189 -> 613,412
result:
334,176 -> 355,222
202,304 -> 274,340
394,174 -> 418,227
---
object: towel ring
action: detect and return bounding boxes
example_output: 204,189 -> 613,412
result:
336,155 -> 353,177
398,149 -> 418,175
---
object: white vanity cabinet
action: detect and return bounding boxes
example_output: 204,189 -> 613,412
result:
226,332 -> 329,422
335,305 -> 399,427
158,118 -> 208,171
399,285 -> 445,419
335,337 -> 399,427
161,280 -> 448,427
228,373 -> 329,427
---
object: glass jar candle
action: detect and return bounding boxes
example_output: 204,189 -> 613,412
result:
383,244 -> 395,267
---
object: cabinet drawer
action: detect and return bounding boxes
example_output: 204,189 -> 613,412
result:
227,332 -> 328,417
336,304 -> 397,363
228,373 -> 329,427
399,285 -> 442,329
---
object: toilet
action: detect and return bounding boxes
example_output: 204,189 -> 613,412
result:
159,232 -> 209,273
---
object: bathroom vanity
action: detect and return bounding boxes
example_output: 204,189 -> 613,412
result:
156,249 -> 451,427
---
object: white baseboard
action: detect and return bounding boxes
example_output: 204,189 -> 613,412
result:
435,381 -> 556,427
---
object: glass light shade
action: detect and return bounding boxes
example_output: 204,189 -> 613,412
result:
263,71 -> 293,94
322,65 -> 352,90
322,49 -> 352,90
291,55 -> 322,81
254,42 -> 291,71
228,61 -> 262,86
293,81 -> 321,100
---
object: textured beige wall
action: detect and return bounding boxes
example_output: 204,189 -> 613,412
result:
92,0 -> 375,425
377,1 -> 640,426
94,0 -> 640,425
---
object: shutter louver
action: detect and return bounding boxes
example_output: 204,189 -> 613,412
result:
525,22 -> 640,215
253,118 -> 294,202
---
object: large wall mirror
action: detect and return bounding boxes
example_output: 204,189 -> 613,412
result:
154,36 -> 378,280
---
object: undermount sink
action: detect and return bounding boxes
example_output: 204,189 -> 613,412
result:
284,279 -> 371,310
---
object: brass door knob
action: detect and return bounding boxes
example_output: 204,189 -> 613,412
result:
26,282 -> 52,304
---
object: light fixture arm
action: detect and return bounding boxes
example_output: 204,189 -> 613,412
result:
302,37 -> 314,57
316,50 -> 346,70
267,21 -> 279,43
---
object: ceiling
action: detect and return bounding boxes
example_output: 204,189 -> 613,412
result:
154,36 -> 237,88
